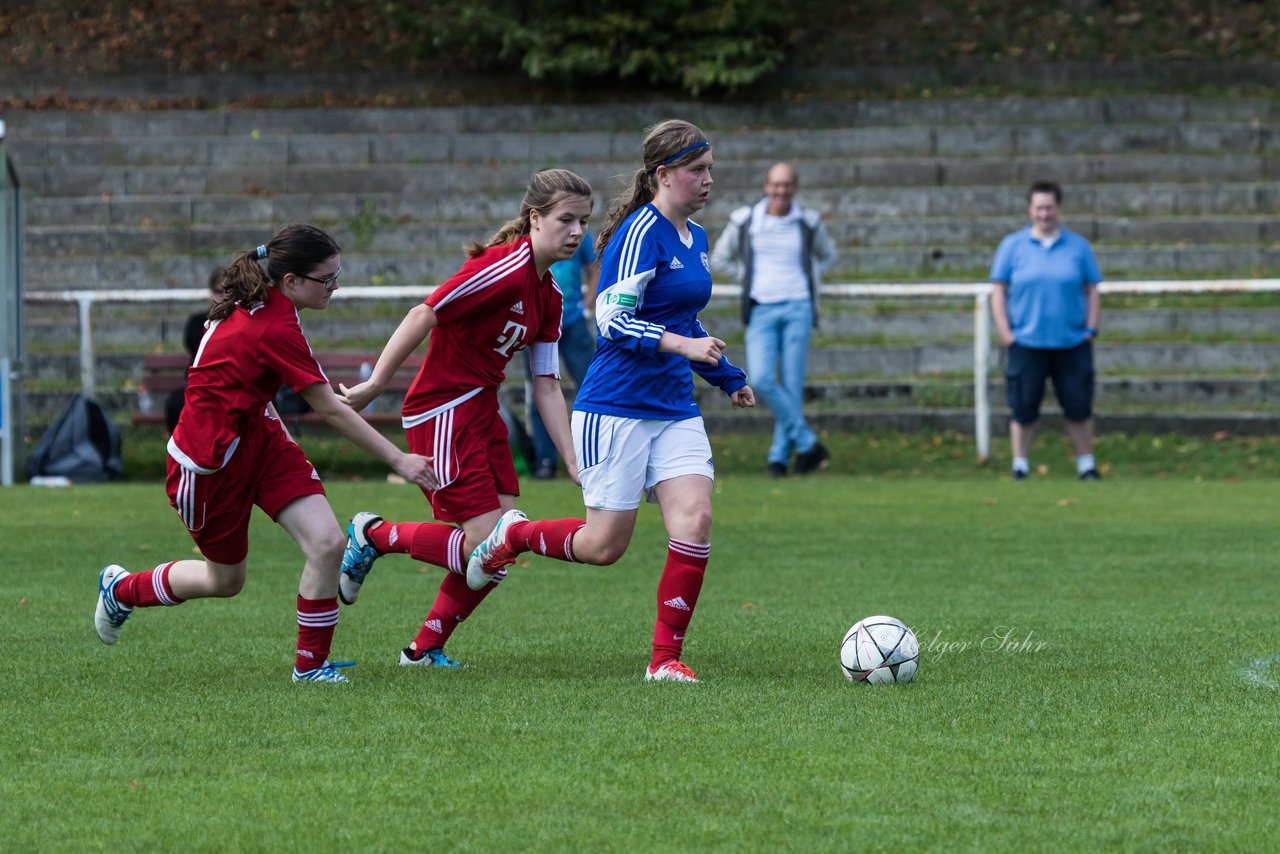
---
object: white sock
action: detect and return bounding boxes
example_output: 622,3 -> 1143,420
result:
1012,457 -> 1030,474
1077,454 -> 1096,474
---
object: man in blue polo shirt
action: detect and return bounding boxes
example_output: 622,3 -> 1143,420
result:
990,181 -> 1103,481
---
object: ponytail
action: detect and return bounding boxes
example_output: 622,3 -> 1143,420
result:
595,168 -> 655,256
466,215 -> 528,258
596,119 -> 709,256
210,224 -> 341,320
211,251 -> 273,320
467,168 -> 594,258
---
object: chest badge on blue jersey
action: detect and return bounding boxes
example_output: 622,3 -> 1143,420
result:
700,252 -> 710,271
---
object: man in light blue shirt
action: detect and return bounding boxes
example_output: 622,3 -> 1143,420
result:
990,181 -> 1103,480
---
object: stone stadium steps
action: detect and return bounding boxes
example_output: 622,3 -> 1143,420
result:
21,154 -> 1280,226
26,375 -> 1280,438
4,94 -> 1271,136
20,341 -> 1012,384
701,409 -> 1280,439
11,120 -> 1277,169
7,95 -> 1277,292
21,252 -> 489,291
836,245 -> 1279,279
695,376 -> 1280,413
6,95 -> 1279,434
21,301 -> 1280,431
25,211 -> 1280,250
23,301 -> 1280,353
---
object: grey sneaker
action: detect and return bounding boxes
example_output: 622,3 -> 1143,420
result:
94,565 -> 134,645
465,508 -> 528,591
339,512 -> 383,605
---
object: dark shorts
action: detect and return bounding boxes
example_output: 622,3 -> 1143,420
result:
1005,341 -> 1095,424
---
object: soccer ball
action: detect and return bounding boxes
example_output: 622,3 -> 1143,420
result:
840,615 -> 919,684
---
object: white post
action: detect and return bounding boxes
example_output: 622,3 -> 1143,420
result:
0,356 -> 11,485
973,289 -> 991,463
78,296 -> 95,399
0,117 -> 12,485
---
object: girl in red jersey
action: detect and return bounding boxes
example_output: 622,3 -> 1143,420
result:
93,224 -> 437,683
335,169 -> 592,668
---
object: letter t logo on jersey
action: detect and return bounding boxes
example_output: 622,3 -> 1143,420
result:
494,320 -> 528,357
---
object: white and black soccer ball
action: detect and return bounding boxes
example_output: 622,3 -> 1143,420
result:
840,615 -> 919,684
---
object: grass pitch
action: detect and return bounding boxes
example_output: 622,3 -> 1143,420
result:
3,474 -> 1280,851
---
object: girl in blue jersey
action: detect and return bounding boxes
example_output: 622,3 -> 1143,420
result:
467,120 -> 755,683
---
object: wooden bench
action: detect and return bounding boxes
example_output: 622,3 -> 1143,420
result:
134,351 -> 426,428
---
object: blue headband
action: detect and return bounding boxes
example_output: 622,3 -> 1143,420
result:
256,244 -> 268,259
648,141 -> 710,175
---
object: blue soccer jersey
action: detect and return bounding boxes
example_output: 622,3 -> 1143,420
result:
574,204 -> 747,420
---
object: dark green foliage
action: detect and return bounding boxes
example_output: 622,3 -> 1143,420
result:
386,0 -> 790,95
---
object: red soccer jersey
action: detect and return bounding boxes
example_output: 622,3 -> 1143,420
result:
169,287 -> 328,473
401,237 -> 563,422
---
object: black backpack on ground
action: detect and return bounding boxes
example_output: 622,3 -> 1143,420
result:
25,394 -> 124,483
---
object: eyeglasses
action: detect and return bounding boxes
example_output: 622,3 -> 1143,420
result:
296,267 -> 341,290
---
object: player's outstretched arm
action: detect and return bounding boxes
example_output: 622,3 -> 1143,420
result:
531,374 -> 581,486
338,303 -> 438,410
301,381 -> 438,490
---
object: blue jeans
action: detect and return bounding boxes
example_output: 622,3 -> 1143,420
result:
525,316 -> 597,465
744,299 -> 817,465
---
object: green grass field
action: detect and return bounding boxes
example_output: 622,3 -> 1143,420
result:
4,474 -> 1280,851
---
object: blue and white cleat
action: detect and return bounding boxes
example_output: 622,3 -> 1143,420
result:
292,660 -> 355,683
94,564 -> 134,645
339,512 -> 383,605
465,509 -> 527,591
399,646 -> 464,668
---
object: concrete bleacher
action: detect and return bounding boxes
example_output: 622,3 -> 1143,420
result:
5,95 -> 1280,433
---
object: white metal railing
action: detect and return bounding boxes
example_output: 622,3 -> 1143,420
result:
24,279 -> 1280,462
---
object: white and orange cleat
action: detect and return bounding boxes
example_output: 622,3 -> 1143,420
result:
466,509 -> 527,590
644,660 -> 699,683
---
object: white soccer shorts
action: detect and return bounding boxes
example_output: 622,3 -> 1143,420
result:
572,411 -> 714,511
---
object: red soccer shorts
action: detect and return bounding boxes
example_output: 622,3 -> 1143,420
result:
405,391 -> 518,523
166,414 -> 326,564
